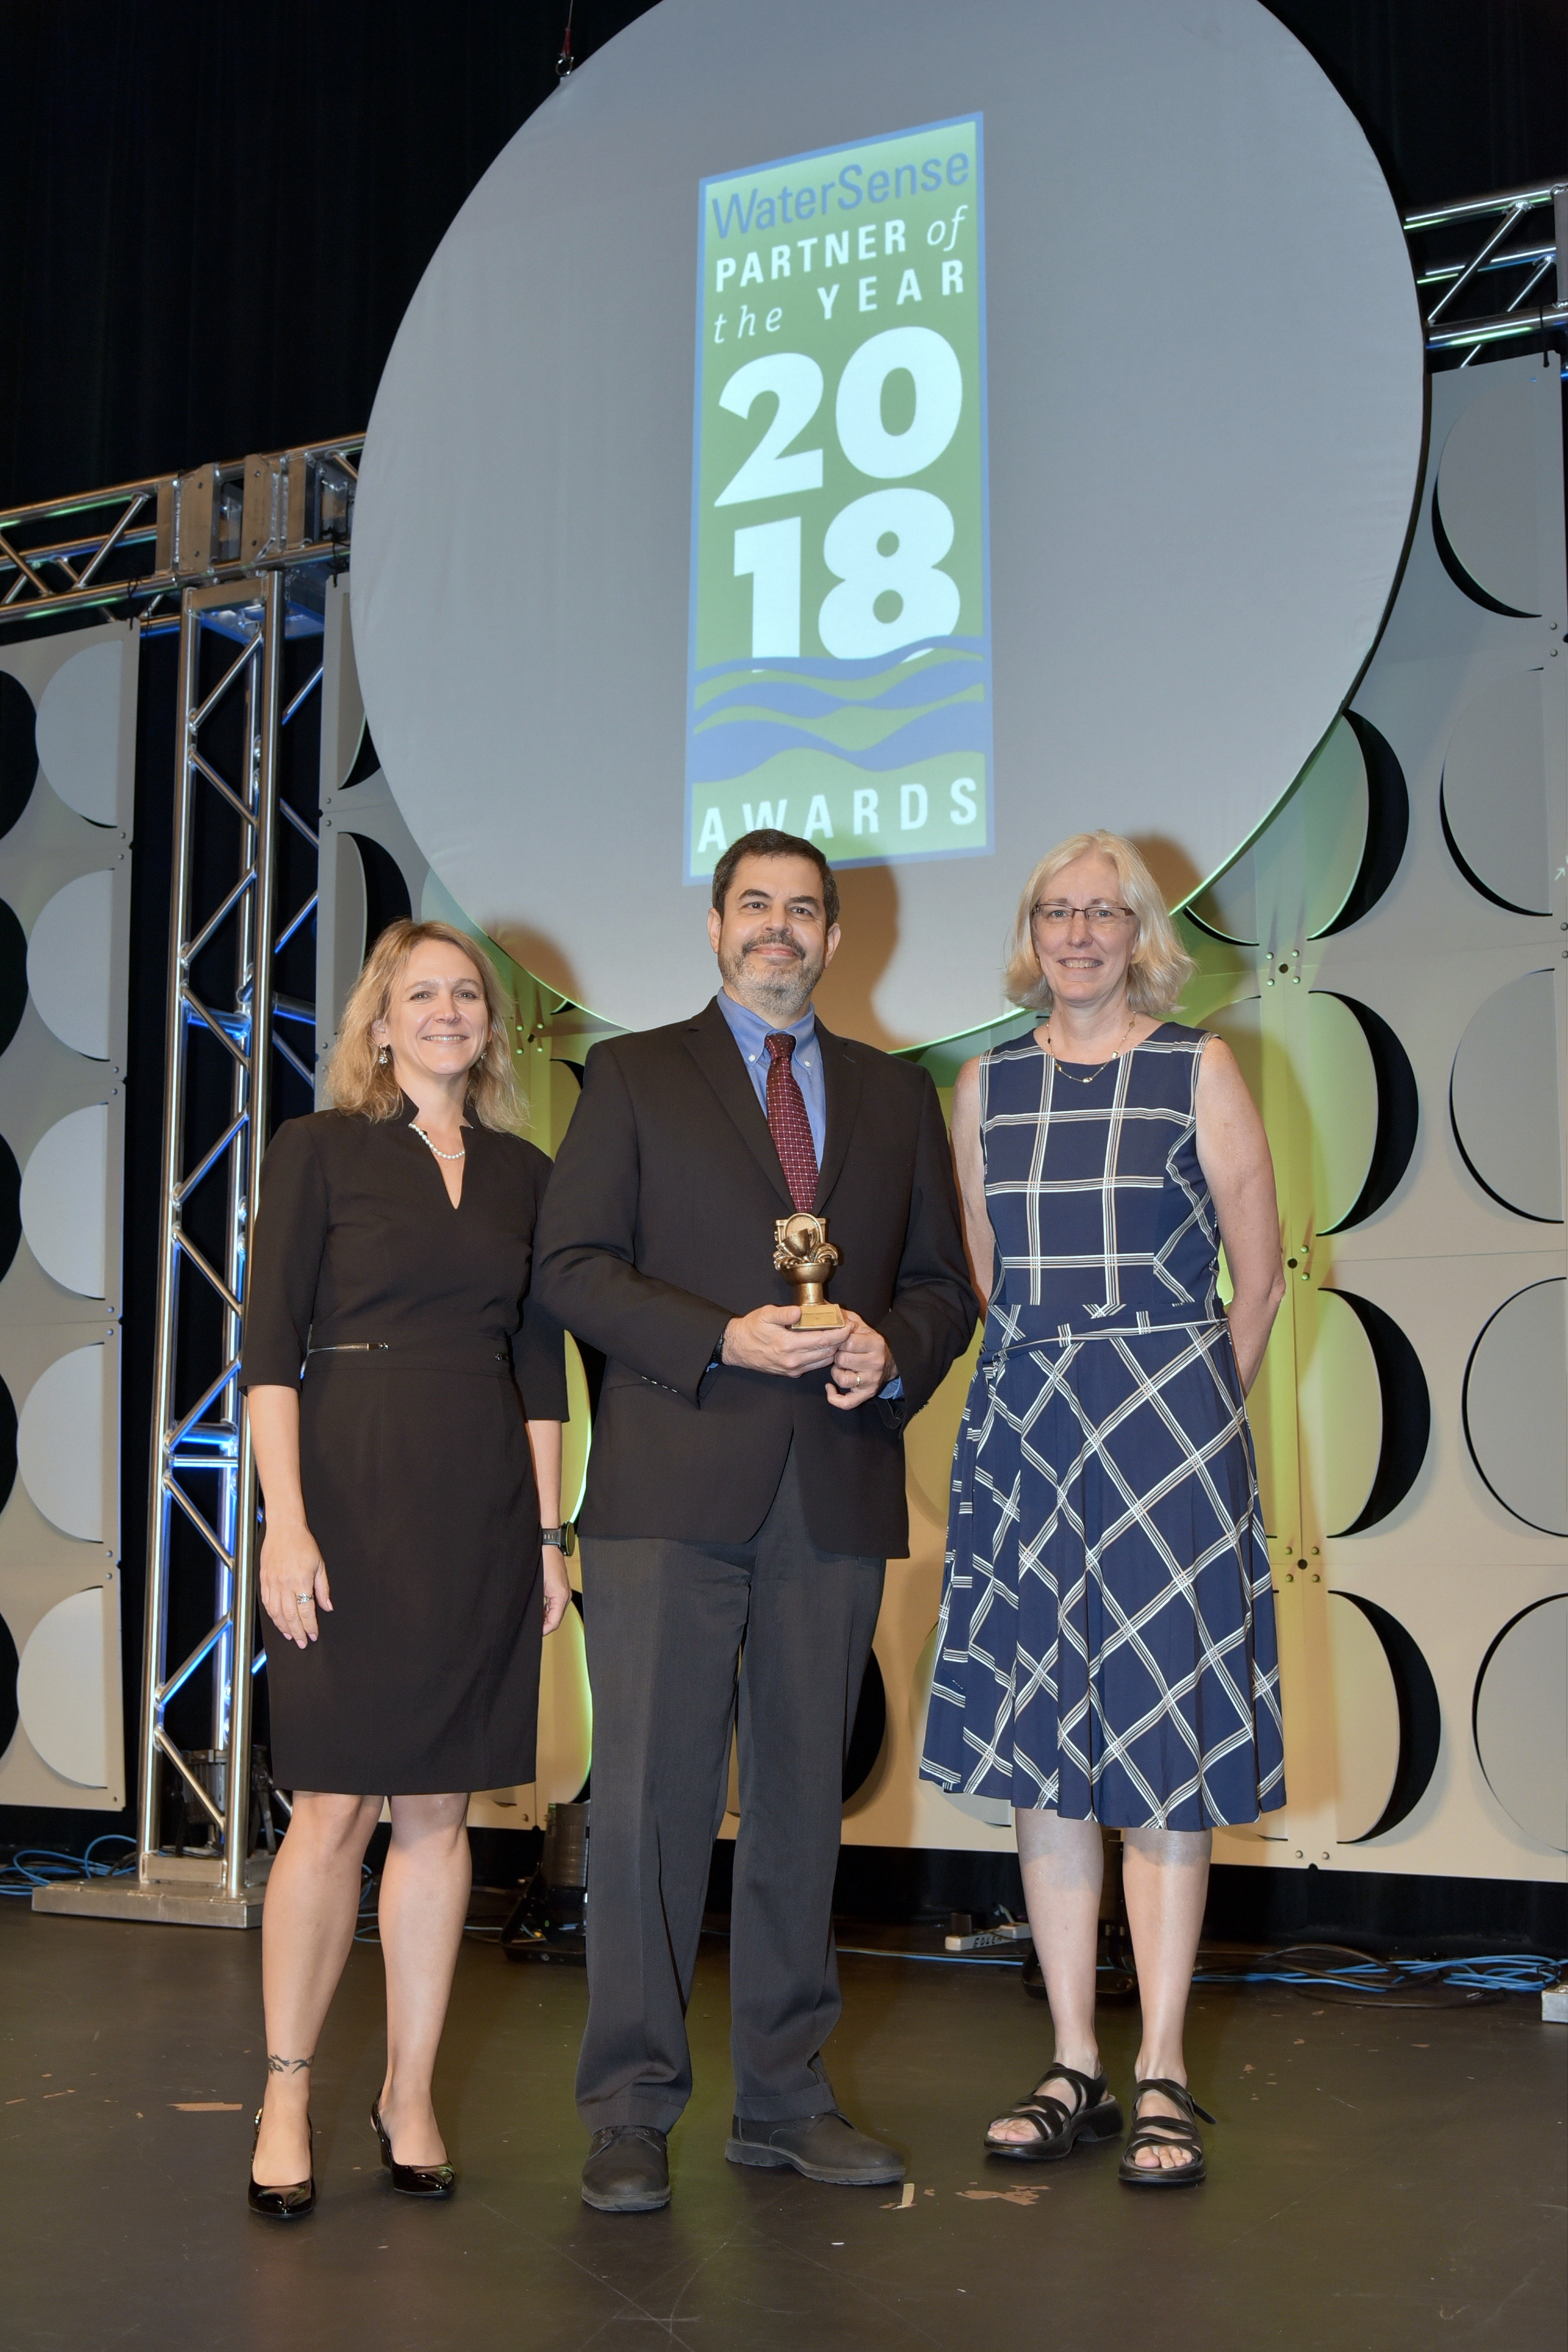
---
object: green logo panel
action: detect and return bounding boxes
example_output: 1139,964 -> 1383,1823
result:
687,116 -> 991,880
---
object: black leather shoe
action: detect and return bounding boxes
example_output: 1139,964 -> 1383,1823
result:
248,2109 -> 315,2219
371,2099 -> 456,2198
581,2124 -> 671,2212
726,2109 -> 904,2186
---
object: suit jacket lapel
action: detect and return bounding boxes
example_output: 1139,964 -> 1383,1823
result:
813,1020 -> 863,1211
684,999 -> 792,1208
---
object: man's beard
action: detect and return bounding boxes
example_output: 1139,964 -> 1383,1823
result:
720,933 -> 823,1021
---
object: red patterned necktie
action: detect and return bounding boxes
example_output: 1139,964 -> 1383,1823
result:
764,1032 -> 818,1211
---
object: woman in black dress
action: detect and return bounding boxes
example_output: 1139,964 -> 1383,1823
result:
241,919 -> 569,2216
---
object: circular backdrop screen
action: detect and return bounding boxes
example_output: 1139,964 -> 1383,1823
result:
352,0 -> 1423,1045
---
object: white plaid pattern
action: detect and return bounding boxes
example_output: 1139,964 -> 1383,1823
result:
920,1028 -> 1285,1830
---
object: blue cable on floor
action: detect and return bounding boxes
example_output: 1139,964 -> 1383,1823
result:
1191,1950 -> 1563,1995
6,1853 -> 1562,2002
0,1835 -> 137,1896
835,1937 -> 1565,1998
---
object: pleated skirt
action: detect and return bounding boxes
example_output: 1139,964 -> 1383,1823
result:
920,1318 -> 1285,1830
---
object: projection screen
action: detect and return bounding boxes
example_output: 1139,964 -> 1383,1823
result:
352,0 -> 1424,1047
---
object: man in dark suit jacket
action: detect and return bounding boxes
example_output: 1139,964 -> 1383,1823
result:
533,829 -> 975,2213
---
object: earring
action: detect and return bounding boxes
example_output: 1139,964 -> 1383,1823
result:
377,1046 -> 390,1065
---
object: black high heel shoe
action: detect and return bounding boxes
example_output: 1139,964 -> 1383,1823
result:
371,2099 -> 456,2198
248,2109 -> 315,2218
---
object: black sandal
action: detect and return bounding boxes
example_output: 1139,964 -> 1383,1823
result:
1117,2077 -> 1214,2188
984,2065 -> 1123,2163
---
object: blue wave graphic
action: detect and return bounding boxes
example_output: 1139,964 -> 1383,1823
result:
688,701 -> 988,787
696,658 -> 986,724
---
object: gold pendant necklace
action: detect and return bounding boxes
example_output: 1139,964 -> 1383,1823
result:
1045,1011 -> 1135,1084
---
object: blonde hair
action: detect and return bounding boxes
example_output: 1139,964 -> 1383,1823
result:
1003,830 -> 1195,1016
324,919 -> 526,1130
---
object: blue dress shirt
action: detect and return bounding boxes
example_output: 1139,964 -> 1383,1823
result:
714,990 -> 826,1161
713,990 -> 901,1399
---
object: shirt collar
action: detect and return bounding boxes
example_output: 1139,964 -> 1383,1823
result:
714,989 -> 817,1065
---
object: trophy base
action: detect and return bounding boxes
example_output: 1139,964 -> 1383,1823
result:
794,1303 -> 847,1329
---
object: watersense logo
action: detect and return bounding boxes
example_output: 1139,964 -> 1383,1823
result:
685,117 -> 991,880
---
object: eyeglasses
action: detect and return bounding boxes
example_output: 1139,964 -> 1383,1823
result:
1031,901 -> 1135,933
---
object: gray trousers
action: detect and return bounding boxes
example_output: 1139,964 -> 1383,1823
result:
574,1450 -> 885,2133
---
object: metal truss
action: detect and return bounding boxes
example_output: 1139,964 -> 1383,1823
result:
139,572 -> 313,1918
0,182 -> 1557,642
1404,177 -> 1566,360
34,566 -> 325,1926
0,437 -> 361,627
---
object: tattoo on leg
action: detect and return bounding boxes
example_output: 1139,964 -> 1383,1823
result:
266,2053 -> 315,2074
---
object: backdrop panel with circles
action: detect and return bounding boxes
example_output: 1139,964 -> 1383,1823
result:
316,0 -> 1560,1879
312,348 -> 1564,1882
1178,352 -> 1566,1886
0,624 -> 136,1812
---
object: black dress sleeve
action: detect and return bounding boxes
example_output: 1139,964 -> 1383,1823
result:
239,1118 -> 330,1390
515,1293 -> 569,1422
514,1143 -> 569,1419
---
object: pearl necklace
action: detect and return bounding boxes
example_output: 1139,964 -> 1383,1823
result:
1044,1011 -> 1135,1085
411,1123 -> 467,1162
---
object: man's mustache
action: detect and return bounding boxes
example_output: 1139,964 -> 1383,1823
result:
742,934 -> 806,960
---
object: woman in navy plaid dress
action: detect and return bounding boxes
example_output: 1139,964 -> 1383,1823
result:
921,832 -> 1285,2186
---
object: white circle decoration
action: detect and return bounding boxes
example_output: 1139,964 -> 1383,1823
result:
1440,670 -> 1550,914
1450,970 -> 1563,1223
1462,1279 -> 1568,1537
1474,1598 -> 1567,1853
18,1343 -> 105,1542
17,1587 -> 108,1788
1305,995 -> 1381,1235
26,870 -> 115,1060
35,638 -> 130,827
1327,1593 -> 1400,1844
1297,1293 -> 1382,1540
1435,379 -> 1544,617
352,0 -> 1423,1045
20,1102 -> 109,1296
1192,717 -> 1373,946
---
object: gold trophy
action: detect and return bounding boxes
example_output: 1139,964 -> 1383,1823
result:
773,1212 -> 845,1329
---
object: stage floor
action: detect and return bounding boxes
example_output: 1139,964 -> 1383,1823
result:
1,1897 -> 1562,2351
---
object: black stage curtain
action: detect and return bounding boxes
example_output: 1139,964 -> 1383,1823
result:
0,0 -> 1564,512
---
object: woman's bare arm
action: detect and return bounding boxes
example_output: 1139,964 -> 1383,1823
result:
951,1058 -> 997,1310
247,1385 -> 330,1650
526,1418 -> 571,1635
1193,1037 -> 1286,1393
